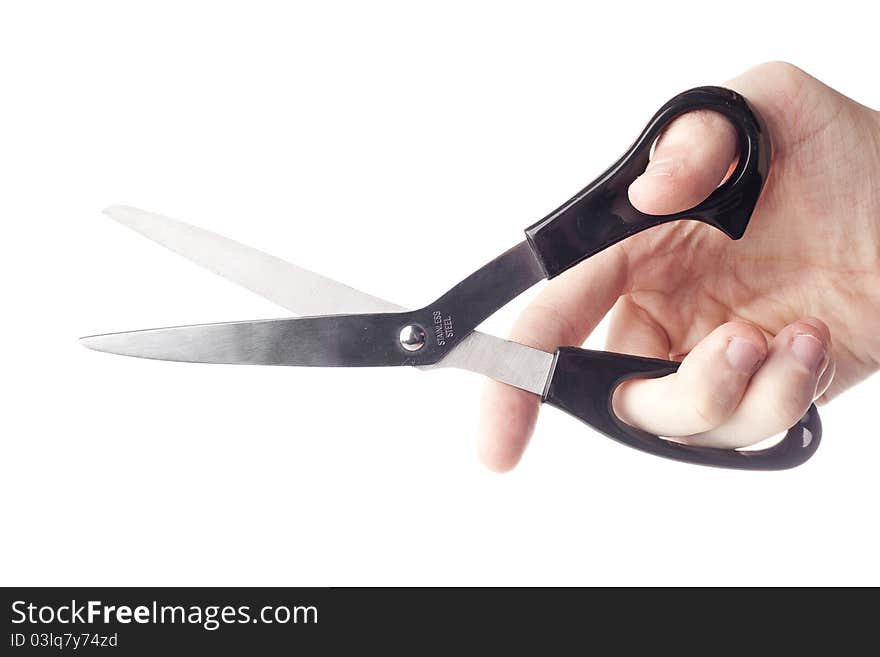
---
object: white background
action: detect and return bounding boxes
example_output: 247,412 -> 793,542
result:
1,1 -> 878,586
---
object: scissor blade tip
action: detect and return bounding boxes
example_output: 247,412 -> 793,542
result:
79,334 -> 138,358
79,335 -> 103,350
80,333 -> 122,350
103,204 -> 137,219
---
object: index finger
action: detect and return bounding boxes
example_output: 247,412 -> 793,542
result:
477,246 -> 628,471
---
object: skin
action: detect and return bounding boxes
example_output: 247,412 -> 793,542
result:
479,62 -> 880,471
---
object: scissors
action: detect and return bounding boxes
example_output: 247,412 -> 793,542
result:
81,86 -> 821,470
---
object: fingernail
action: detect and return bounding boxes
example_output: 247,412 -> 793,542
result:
791,333 -> 826,373
643,157 -> 675,177
726,337 -> 763,374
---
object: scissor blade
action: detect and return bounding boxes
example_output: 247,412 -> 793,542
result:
96,206 -> 554,394
81,315 -> 414,367
103,205 -> 402,315
82,321 -> 553,393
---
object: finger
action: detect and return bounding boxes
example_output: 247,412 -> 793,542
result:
605,295 -> 671,359
478,246 -> 628,472
627,109 -> 738,215
611,320 -> 768,436
684,318 -> 833,448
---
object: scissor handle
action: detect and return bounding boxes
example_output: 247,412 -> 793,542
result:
542,348 -> 821,470
525,86 -> 770,278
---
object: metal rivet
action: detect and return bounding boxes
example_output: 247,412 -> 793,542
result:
399,324 -> 427,352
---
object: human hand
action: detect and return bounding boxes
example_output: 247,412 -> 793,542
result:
479,61 -> 880,471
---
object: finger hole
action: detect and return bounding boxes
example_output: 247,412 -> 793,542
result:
632,110 -> 740,216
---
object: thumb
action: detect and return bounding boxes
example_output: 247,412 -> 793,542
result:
627,109 -> 738,215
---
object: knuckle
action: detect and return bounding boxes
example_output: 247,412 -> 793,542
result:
760,60 -> 803,78
753,61 -> 808,87
769,389 -> 811,427
747,61 -> 811,103
721,320 -> 765,341
689,388 -> 738,430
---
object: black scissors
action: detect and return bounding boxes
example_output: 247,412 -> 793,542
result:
82,86 -> 821,470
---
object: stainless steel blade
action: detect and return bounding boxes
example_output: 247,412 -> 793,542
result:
81,316 -> 399,366
82,319 -> 552,393
104,205 -> 401,315
95,206 -> 554,394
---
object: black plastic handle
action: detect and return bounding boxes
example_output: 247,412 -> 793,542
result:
525,86 -> 770,278
542,347 -> 821,470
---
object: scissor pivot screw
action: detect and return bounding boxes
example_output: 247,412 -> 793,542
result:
399,324 -> 427,351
